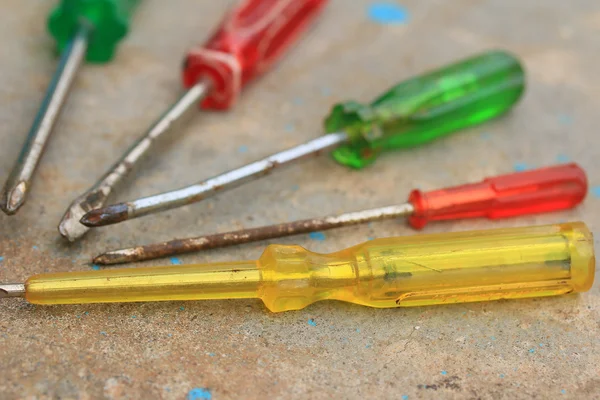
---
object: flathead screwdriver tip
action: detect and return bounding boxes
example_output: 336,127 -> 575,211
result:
80,203 -> 130,227
0,181 -> 28,215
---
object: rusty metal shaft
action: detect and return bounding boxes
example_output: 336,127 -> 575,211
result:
93,202 -> 415,265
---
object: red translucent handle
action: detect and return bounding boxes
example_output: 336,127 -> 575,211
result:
183,0 -> 328,110
407,163 -> 588,229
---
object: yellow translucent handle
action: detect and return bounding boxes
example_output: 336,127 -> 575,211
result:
259,221 -> 594,311
26,222 -> 594,312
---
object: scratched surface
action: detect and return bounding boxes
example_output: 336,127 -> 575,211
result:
1,0 -> 599,399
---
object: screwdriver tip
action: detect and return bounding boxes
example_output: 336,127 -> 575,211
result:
0,283 -> 25,299
93,252 -> 127,265
0,181 -> 28,215
59,204 -> 92,242
80,203 -> 130,227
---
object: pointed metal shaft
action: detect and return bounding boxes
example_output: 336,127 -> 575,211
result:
93,202 -> 415,265
58,79 -> 212,241
81,132 -> 350,227
1,24 -> 90,215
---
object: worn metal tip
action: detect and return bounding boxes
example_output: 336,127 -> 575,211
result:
58,205 -> 91,242
1,181 -> 27,215
93,252 -> 121,265
0,283 -> 26,299
80,203 -> 130,227
94,245 -> 147,265
92,254 -> 109,265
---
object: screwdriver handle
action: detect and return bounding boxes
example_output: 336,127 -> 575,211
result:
407,163 -> 587,229
48,0 -> 140,62
325,50 -> 526,168
183,0 -> 328,110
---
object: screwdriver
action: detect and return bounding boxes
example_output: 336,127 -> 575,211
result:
80,50 -> 526,228
0,223 -> 594,311
58,0 -> 329,241
0,0 -> 139,215
93,163 -> 588,265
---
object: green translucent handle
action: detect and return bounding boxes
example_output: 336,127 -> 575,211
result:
48,0 -> 140,63
324,50 -> 525,169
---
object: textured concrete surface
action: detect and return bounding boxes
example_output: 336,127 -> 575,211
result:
1,0 -> 600,398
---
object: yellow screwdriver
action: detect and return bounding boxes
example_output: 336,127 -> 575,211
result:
0,222 -> 594,311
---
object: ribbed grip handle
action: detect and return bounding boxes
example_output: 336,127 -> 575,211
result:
183,0 -> 328,110
325,50 -> 525,168
48,0 -> 140,62
407,164 -> 587,229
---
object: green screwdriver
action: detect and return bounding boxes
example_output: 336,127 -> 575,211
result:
0,0 -> 139,215
80,50 -> 526,227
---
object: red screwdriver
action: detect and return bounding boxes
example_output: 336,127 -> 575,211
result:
93,163 -> 588,264
59,0 -> 329,241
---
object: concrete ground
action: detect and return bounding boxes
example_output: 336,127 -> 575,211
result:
1,0 -> 599,398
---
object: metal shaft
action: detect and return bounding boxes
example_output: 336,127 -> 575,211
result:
81,131 -> 350,227
93,202 -> 415,265
0,24 -> 90,215
0,284 -> 25,299
58,79 -> 212,241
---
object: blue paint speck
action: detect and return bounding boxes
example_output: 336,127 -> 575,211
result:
100,331 -> 107,336
529,348 -> 535,354
188,388 -> 212,400
539,343 -> 544,347
591,186 -> 600,198
320,87 -> 332,96
491,336 -> 496,341
179,306 -> 185,311
558,114 -> 573,125
84,311 -> 89,315
500,374 -> 505,378
91,264 -> 101,271
238,145 -> 248,153
367,2 -> 409,24
168,333 -> 173,337
441,370 -> 447,376
170,257 -> 182,265
402,396 -> 409,400
356,328 -> 360,333
308,318 -> 317,327
293,97 -> 304,106
285,123 -> 295,132
556,154 -> 570,163
131,315 -> 136,319
561,389 -> 566,394
208,352 -> 216,357
32,245 -> 39,250
309,232 -> 326,241
365,343 -> 372,348
480,132 -> 492,140
0,256 -> 4,263
367,237 -> 375,241
514,162 -> 530,172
